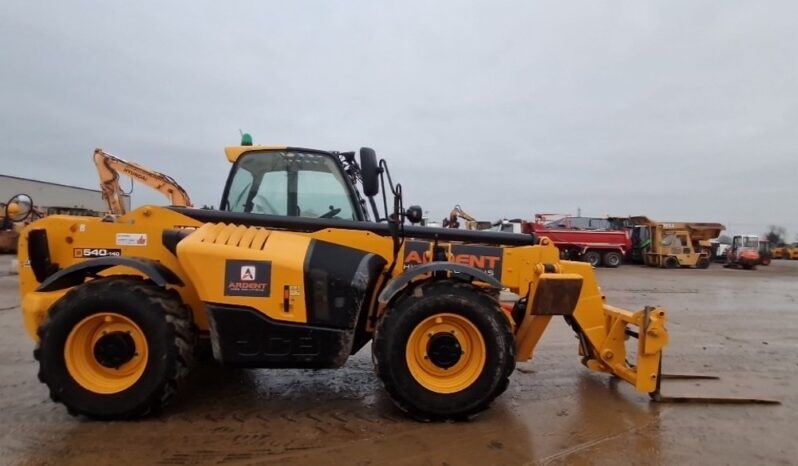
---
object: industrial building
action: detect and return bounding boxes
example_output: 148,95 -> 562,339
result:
0,174 -> 130,213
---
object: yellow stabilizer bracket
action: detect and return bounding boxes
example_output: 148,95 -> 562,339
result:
515,271 -> 584,361
513,264 -> 669,395
584,305 -> 668,393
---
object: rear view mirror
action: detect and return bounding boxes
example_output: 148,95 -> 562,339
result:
5,194 -> 33,222
359,147 -> 379,197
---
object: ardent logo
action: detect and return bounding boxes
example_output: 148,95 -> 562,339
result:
240,266 -> 256,281
402,241 -> 503,280
225,260 -> 271,297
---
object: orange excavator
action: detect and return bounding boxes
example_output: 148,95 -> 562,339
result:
93,148 -> 192,215
442,205 -> 490,230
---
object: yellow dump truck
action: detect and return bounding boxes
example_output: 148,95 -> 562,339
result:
626,217 -> 725,269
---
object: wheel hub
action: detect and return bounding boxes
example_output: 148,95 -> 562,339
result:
405,313 -> 487,394
93,331 -> 137,368
65,312 -> 149,394
427,333 -> 462,369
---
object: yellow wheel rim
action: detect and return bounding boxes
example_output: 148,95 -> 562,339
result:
64,312 -> 148,394
405,313 -> 486,394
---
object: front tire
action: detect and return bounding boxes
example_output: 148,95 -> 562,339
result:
35,277 -> 195,419
664,256 -> 680,269
373,280 -> 515,421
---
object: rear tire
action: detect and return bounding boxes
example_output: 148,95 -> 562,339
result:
697,257 -> 710,269
35,276 -> 195,419
664,256 -> 679,269
602,251 -> 623,268
373,280 -> 515,421
582,250 -> 602,267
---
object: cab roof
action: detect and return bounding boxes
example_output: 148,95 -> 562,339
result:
224,145 -> 336,163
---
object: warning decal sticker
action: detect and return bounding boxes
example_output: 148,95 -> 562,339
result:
116,233 -> 148,246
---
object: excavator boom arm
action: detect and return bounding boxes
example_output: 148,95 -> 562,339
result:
444,204 -> 480,230
93,148 -> 192,215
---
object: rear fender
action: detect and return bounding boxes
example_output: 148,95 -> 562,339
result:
23,257 -> 183,341
36,257 -> 183,292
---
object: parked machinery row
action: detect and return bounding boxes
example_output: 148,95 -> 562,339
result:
772,243 -> 798,260
484,214 -> 725,270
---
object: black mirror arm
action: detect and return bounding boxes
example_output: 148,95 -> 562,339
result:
388,183 -> 404,258
379,169 -> 390,223
369,196 -> 382,222
380,159 -> 398,196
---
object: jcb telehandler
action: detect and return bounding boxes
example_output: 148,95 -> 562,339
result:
15,142 -> 771,421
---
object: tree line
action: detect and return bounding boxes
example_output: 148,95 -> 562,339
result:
765,225 -> 796,246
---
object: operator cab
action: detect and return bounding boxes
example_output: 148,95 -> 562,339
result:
732,235 -> 759,250
220,147 -> 369,221
218,138 -> 421,229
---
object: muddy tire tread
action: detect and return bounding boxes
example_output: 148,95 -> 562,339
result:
373,280 -> 515,421
34,276 -> 195,419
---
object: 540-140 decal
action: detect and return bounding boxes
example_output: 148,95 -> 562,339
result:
73,248 -> 122,258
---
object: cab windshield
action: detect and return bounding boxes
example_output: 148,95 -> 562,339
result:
743,237 -> 759,248
223,151 -> 358,220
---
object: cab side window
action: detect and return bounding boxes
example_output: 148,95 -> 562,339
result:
223,151 -> 358,220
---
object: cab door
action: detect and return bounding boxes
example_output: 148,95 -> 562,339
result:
730,236 -> 742,261
675,232 -> 698,265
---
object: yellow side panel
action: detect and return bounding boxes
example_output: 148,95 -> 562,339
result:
21,289 -> 68,340
17,206 -> 208,339
177,224 -> 310,323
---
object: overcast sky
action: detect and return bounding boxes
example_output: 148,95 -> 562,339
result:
1,1 -> 796,237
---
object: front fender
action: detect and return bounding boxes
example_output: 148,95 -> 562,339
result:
377,262 -> 502,305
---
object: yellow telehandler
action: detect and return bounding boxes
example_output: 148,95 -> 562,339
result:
16,141 -> 775,420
